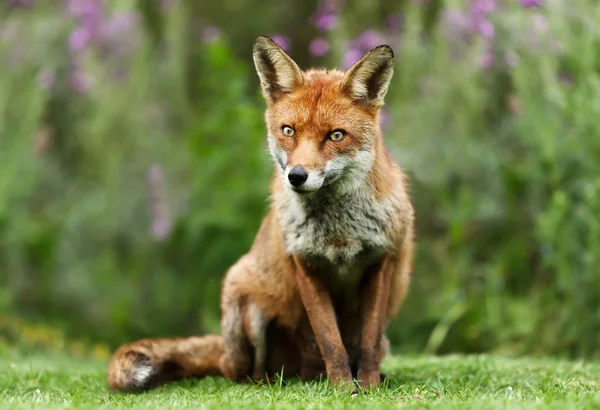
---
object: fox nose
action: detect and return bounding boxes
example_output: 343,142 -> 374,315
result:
288,165 -> 308,187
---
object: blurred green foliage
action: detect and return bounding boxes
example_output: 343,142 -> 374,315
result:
1,0 -> 600,359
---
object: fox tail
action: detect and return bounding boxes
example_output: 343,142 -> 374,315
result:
106,335 -> 224,391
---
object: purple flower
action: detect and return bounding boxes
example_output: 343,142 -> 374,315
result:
469,0 -> 496,38
318,0 -> 343,14
66,0 -> 103,53
271,35 -> 291,52
69,26 -> 92,52
441,9 -> 471,42
148,164 -> 172,242
386,13 -> 404,32
477,19 -> 495,39
470,0 -> 496,16
356,29 -> 386,51
520,0 -> 542,7
309,38 -> 330,57
152,219 -> 172,242
202,26 -> 221,44
313,13 -> 338,31
67,0 -> 102,21
343,48 -> 362,70
68,7 -> 141,56
343,28 -> 393,70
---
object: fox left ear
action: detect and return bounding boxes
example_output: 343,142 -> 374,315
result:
341,45 -> 394,108
253,35 -> 303,103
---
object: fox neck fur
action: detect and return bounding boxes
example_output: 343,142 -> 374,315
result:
271,142 -> 404,282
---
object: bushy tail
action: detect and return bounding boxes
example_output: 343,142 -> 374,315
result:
107,335 -> 224,391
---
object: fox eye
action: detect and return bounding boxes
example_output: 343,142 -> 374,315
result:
281,125 -> 295,137
328,129 -> 346,142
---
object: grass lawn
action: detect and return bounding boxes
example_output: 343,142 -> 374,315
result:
1,348 -> 600,409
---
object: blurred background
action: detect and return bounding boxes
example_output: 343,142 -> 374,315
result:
1,0 -> 600,362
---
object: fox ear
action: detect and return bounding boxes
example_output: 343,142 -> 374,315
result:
253,36 -> 303,103
341,45 -> 394,108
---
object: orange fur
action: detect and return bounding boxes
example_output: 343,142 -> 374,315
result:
106,36 -> 414,393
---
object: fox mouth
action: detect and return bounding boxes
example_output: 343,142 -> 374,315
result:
290,186 -> 319,196
286,171 -> 343,195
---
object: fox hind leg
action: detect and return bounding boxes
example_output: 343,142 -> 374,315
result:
219,298 -> 271,382
219,301 -> 253,381
246,302 -> 268,381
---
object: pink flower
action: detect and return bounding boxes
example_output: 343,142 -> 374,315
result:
469,0 -> 496,39
520,0 -> 542,7
441,9 -> 471,42
477,19 -> 495,39
66,0 -> 102,22
148,164 -> 172,242
69,26 -> 92,52
357,29 -> 386,51
318,0 -> 342,13
386,13 -> 404,32
470,0 -> 496,16
309,38 -> 330,57
270,35 -> 291,52
343,48 -> 362,70
67,0 -> 103,53
313,13 -> 338,31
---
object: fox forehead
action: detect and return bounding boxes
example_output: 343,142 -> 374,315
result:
266,69 -> 376,138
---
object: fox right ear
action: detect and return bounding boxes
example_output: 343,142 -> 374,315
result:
341,45 -> 394,109
253,36 -> 303,103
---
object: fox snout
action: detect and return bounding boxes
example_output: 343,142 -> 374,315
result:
284,164 -> 325,194
287,165 -> 308,187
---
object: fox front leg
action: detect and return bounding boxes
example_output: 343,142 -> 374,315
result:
356,257 -> 394,389
293,255 -> 353,390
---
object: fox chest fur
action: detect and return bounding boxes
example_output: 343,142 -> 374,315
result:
275,184 -> 394,284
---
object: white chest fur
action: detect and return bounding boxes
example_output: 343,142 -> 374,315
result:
275,184 -> 394,272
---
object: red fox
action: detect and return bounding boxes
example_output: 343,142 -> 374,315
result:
107,35 -> 414,392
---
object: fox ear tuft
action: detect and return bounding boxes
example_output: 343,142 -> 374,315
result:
253,36 -> 303,103
341,45 -> 394,108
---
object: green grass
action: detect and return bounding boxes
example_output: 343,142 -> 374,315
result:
1,349 -> 600,409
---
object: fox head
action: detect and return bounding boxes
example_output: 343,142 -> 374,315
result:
252,35 -> 394,195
